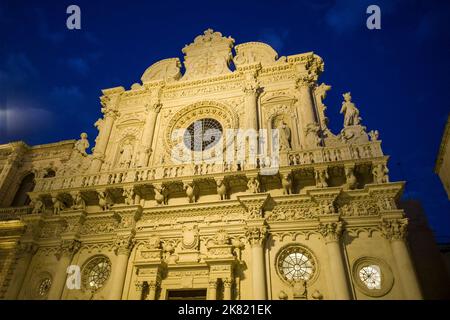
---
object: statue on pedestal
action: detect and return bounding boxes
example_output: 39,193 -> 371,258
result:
340,92 -> 361,127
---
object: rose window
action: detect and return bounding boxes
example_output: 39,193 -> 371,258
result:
183,118 -> 223,151
277,246 -> 315,282
82,256 -> 111,291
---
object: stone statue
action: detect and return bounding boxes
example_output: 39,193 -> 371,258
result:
369,130 -> 379,141
183,182 -> 196,203
372,163 -> 389,184
51,196 -> 65,215
305,123 -> 321,148
340,92 -> 361,127
344,166 -> 357,190
98,191 -> 113,211
123,187 -> 135,205
31,198 -> 45,214
74,133 -> 90,157
154,185 -> 169,205
216,179 -> 227,200
118,141 -> 134,168
278,121 -> 291,150
71,192 -> 86,210
280,173 -> 293,195
247,177 -> 260,193
315,168 -> 329,188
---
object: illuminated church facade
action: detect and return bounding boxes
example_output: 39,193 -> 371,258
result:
0,30 -> 428,300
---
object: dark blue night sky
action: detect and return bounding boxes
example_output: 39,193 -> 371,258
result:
1,1 -> 449,241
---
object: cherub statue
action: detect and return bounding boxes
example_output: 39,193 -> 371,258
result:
74,133 -> 90,157
340,92 -> 361,127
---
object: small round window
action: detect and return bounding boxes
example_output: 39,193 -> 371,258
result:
359,265 -> 381,290
37,278 -> 52,297
276,245 -> 316,283
82,256 -> 111,292
183,118 -> 223,151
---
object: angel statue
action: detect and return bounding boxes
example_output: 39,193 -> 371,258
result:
340,92 -> 361,127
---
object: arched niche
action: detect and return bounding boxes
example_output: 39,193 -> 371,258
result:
11,172 -> 35,207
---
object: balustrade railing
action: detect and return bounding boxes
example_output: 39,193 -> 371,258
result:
33,141 -> 383,192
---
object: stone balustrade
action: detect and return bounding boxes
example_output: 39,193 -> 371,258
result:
33,141 -> 383,193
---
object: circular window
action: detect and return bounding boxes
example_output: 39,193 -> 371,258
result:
82,256 -> 111,292
183,118 -> 223,151
38,278 -> 52,296
352,257 -> 394,297
276,245 -> 317,284
31,272 -> 52,299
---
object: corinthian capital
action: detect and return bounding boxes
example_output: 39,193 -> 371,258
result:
101,107 -> 120,119
55,239 -> 81,260
146,102 -> 162,114
245,226 -> 267,246
242,81 -> 261,96
114,233 -> 135,255
296,75 -> 316,89
381,218 -> 408,241
318,222 -> 343,242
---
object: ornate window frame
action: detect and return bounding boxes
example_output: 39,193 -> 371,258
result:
81,255 -> 112,293
275,243 -> 319,285
352,257 -> 394,297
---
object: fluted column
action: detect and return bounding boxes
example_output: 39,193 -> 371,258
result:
109,233 -> 135,300
208,279 -> 218,300
4,243 -> 37,299
382,218 -> 422,299
245,226 -> 267,300
318,222 -> 351,300
223,278 -> 232,300
243,82 -> 260,132
47,240 -> 81,300
139,102 -> 162,167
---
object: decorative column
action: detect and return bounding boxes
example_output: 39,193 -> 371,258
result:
90,89 -> 123,173
223,278 -> 233,300
109,233 -> 135,300
318,221 -> 351,300
243,80 -> 261,132
381,218 -> 422,299
48,240 -> 81,300
139,102 -> 162,167
245,226 -> 268,300
109,204 -> 141,300
208,279 -> 218,300
146,280 -> 159,300
4,242 -> 37,299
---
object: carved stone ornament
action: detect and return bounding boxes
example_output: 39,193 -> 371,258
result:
181,225 -> 199,250
381,218 -> 408,241
245,226 -> 267,246
318,222 -> 343,242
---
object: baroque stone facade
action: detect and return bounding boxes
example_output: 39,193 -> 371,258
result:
0,29 -> 425,300
435,114 -> 450,199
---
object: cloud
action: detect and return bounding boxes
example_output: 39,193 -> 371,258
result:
66,57 -> 90,76
258,28 -> 290,52
1,106 -> 53,136
0,53 -> 38,86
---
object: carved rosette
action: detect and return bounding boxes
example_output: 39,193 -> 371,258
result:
318,222 -> 343,243
55,239 -> 81,260
381,218 -> 408,241
245,226 -> 267,246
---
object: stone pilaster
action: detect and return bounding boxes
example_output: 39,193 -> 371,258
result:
139,101 -> 162,167
381,218 -> 422,299
245,224 -> 267,300
318,220 -> 351,300
48,239 -> 81,300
